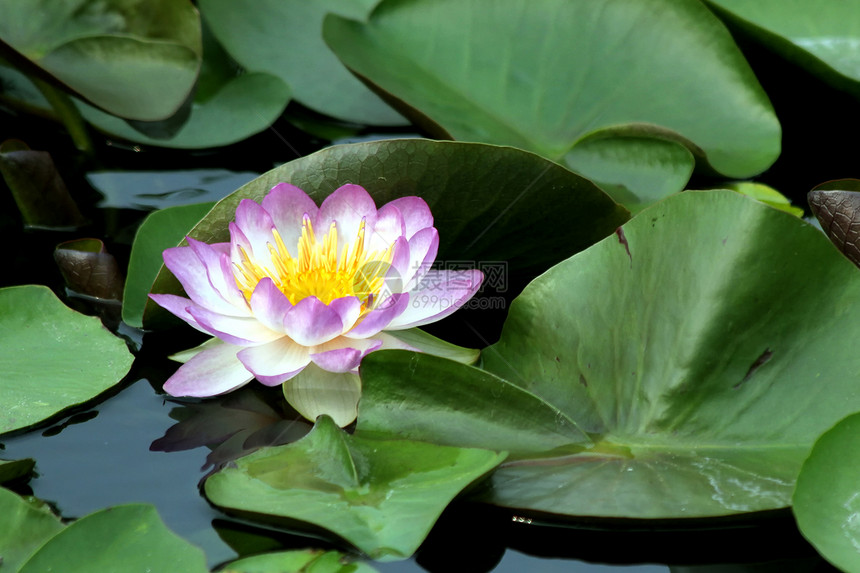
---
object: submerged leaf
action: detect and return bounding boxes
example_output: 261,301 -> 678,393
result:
0,141 -> 86,229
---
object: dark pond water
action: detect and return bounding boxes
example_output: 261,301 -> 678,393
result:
1,38 -> 857,570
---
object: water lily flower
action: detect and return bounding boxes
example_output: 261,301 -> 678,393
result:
151,183 -> 482,424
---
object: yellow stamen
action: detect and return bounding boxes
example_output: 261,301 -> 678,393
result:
233,216 -> 394,312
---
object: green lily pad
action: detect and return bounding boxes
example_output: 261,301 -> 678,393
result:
359,190 -> 860,519
0,0 -> 202,121
0,285 -> 134,435
123,202 -> 215,328
220,549 -> 379,573
323,0 -> 780,202
205,415 -> 506,561
77,71 -> 290,149
707,0 -> 860,93
793,412 -> 860,573
144,138 -> 628,328
18,503 -> 208,573
76,25 -> 290,149
198,0 -> 404,125
0,487 -> 64,571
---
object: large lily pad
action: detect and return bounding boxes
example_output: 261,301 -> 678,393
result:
198,0 -> 404,125
0,285 -> 134,435
359,190 -> 860,519
323,0 -> 780,203
0,0 -> 202,121
793,412 -> 860,573
205,415 -> 505,561
706,0 -> 860,93
17,503 -> 208,573
144,138 -> 628,328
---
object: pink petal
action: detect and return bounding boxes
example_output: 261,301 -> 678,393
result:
385,269 -> 484,330
186,237 -> 249,314
386,196 -> 433,238
402,227 -> 439,290
367,202 -> 405,253
344,293 -> 409,338
310,337 -> 383,373
163,244 -> 242,317
316,184 -> 377,256
282,296 -> 349,346
148,293 -> 204,332
237,337 -> 312,385
328,296 -> 363,332
189,305 -> 283,345
234,199 -> 277,263
249,278 -> 292,333
262,183 -> 319,257
163,340 -> 253,397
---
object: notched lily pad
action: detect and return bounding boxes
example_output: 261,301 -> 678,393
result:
324,0 -> 780,202
0,457 -> 35,485
205,415 -> 506,561
359,191 -> 860,520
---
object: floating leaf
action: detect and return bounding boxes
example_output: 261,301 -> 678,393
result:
0,0 -> 202,121
360,191 -> 860,519
706,0 -> 860,93
0,285 -> 134,435
324,0 -> 780,202
0,140 -> 86,229
77,72 -> 290,149
17,504 -> 208,573
205,415 -> 505,561
198,0 -> 404,125
0,487 -> 64,571
76,27 -> 289,149
793,412 -> 860,573
220,549 -> 379,573
807,181 -> 860,269
144,139 -> 628,328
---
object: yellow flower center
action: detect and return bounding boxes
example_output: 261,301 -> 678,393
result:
233,216 -> 394,311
